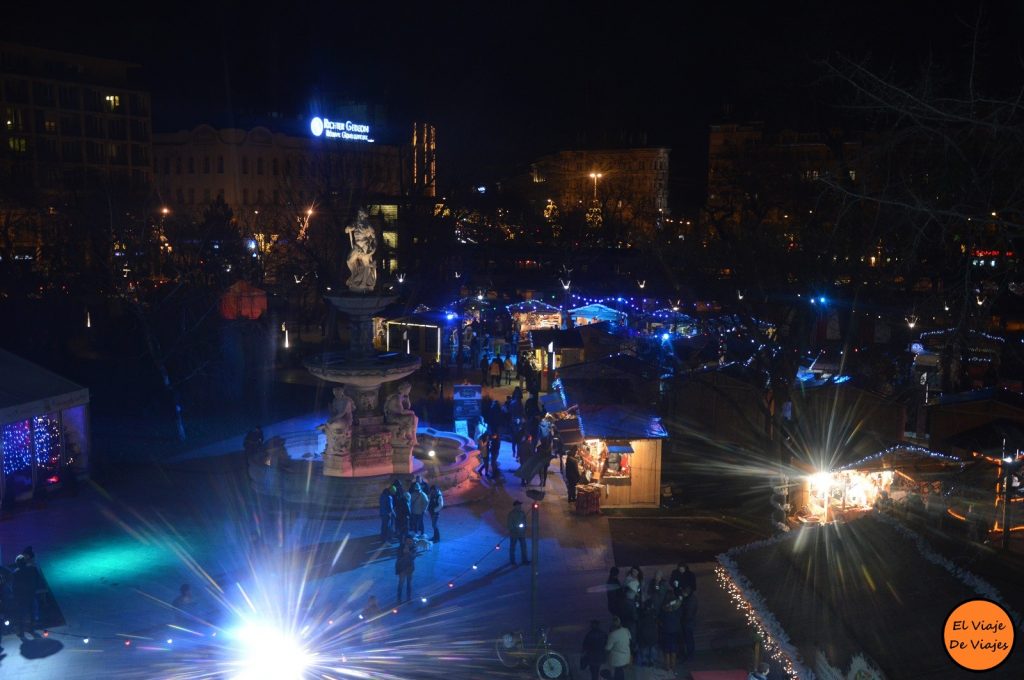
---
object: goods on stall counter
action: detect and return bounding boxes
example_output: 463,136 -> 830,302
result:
575,483 -> 602,515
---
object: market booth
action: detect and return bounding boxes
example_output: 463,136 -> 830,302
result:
551,400 -> 666,510
569,303 -> 627,329
1,349 -> 90,506
377,310 -> 457,364
507,300 -> 563,334
792,445 -> 964,525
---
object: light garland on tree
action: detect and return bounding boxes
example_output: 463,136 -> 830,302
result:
918,328 -> 1005,343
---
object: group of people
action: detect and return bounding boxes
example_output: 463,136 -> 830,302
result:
0,546 -> 44,649
379,477 -> 444,546
584,562 -> 699,678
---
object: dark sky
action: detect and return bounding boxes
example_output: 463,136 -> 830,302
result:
5,1 -> 1024,202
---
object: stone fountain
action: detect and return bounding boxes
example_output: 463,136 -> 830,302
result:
304,209 -> 421,477
248,209 -> 483,512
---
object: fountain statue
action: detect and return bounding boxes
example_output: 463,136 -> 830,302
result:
345,209 -> 377,292
384,381 -> 418,447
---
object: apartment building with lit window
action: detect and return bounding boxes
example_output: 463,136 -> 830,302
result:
0,42 -> 152,193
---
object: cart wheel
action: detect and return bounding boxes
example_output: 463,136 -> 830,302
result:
495,631 -> 525,668
535,650 -> 569,679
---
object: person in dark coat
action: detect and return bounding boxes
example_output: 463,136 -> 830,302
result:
679,586 -> 698,661
580,619 -> 608,680
393,487 -> 411,540
379,487 -> 395,543
637,602 -> 660,667
395,536 -> 418,603
487,433 -> 502,478
427,485 -> 444,542
606,567 -> 621,617
506,500 -> 530,565
564,452 -> 580,502
670,561 -> 696,593
11,554 -> 41,638
659,595 -> 683,672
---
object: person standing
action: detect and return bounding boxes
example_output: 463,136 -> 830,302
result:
489,357 -> 502,387
394,486 -> 411,540
11,554 -> 41,639
604,616 -> 632,680
395,536 -> 418,604
506,500 -> 530,565
488,433 -> 502,478
564,452 -> 580,502
503,355 -> 515,385
606,567 -> 621,618
410,482 -> 428,537
479,354 -> 490,386
637,601 -> 660,668
536,436 -> 552,487
379,486 -> 395,543
659,595 -> 683,673
580,619 -> 608,680
679,585 -> 699,661
427,485 -> 444,542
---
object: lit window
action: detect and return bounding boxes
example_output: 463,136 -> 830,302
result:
848,169 -> 857,181
8,137 -> 27,152
104,95 -> 120,112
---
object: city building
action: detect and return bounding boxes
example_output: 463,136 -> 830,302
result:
527,147 -> 670,232
0,41 -> 152,193
152,115 -> 437,275
704,122 -> 863,228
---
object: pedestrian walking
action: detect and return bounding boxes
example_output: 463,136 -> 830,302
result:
427,485 -> 444,542
536,437 -> 552,487
506,500 -> 530,565
580,619 -> 608,680
395,536 -> 418,604
475,441 -> 489,478
564,452 -> 580,502
379,486 -> 395,543
679,585 -> 698,661
410,483 -> 428,537
604,616 -> 632,680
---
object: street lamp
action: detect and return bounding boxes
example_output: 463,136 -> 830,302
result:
588,172 -> 603,199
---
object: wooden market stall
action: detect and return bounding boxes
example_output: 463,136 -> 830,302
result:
551,400 -> 667,510
507,300 -> 563,334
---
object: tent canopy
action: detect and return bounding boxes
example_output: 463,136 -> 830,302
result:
0,349 -> 89,425
507,300 -> 561,314
569,303 -> 628,324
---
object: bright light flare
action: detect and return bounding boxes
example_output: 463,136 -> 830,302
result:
229,622 -> 314,680
809,472 -> 833,493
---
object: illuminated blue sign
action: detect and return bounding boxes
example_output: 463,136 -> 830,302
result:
310,116 -> 374,143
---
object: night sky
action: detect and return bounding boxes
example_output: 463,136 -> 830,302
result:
5,1 -> 1024,202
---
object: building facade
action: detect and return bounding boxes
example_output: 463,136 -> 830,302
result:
0,42 -> 152,193
529,147 -> 670,231
706,122 -> 863,226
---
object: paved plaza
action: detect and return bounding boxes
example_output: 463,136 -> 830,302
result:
0,416 -> 753,679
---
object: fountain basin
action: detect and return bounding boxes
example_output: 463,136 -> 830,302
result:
249,426 -> 479,512
304,352 -> 421,388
